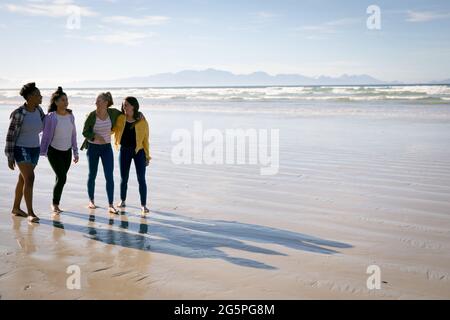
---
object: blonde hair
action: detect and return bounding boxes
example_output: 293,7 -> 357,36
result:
98,92 -> 114,107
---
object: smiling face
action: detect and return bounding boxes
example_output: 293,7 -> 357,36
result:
122,99 -> 135,117
28,89 -> 42,106
96,95 -> 108,111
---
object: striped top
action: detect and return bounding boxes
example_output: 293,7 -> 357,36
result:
89,115 -> 112,144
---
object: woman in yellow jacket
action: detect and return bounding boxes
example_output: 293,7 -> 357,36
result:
113,97 -> 151,213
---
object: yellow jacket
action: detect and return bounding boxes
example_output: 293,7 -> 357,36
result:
113,114 -> 151,160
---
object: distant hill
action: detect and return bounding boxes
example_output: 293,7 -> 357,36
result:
64,69 -> 391,88
2,70 -> 449,89
430,78 -> 450,85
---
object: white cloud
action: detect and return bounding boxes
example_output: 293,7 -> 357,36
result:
406,10 -> 450,22
296,17 -> 361,34
85,31 -> 153,46
1,0 -> 98,17
254,11 -> 277,19
102,15 -> 170,26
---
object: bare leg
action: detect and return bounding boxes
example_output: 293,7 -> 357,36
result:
17,163 -> 39,222
12,174 -> 27,217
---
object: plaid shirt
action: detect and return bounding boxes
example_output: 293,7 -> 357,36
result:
4,104 -> 45,162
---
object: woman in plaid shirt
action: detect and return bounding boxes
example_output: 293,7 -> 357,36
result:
5,82 -> 45,223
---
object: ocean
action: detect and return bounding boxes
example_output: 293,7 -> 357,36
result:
1,85 -> 450,120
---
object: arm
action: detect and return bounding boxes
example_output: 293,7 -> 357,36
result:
82,112 -> 96,141
143,120 -> 151,162
110,107 -> 143,120
71,114 -> 79,159
5,111 -> 19,169
39,115 -> 52,156
109,107 -> 122,128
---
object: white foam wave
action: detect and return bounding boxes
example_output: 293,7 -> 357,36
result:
1,85 -> 449,103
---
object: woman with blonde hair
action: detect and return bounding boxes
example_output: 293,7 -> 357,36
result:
81,92 -> 122,213
81,92 -> 144,214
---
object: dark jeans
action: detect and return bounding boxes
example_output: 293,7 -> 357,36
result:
87,143 -> 114,204
119,146 -> 147,206
47,146 -> 72,205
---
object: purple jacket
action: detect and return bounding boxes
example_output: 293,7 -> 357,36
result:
40,111 -> 79,157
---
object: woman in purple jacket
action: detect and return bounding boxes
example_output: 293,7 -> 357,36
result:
40,87 -> 79,213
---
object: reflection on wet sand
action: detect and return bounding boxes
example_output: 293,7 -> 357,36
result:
10,212 -> 154,299
12,216 -> 38,254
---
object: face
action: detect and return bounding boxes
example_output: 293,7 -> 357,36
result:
96,95 -> 108,109
28,89 -> 42,106
123,100 -> 135,117
55,95 -> 69,110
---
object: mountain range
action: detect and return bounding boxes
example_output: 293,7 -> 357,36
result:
64,69 -> 392,87
1,69 -> 449,88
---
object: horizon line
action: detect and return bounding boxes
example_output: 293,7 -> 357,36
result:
1,83 -> 450,91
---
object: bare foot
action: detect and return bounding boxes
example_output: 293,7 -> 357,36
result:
12,208 -> 28,217
117,200 -> 126,208
88,201 -> 97,209
108,205 -> 119,214
52,205 -> 63,214
141,206 -> 150,214
28,214 -> 40,223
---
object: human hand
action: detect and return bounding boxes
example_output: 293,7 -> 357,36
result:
94,134 -> 106,144
8,159 -> 15,170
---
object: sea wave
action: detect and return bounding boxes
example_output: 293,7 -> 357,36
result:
1,85 -> 449,103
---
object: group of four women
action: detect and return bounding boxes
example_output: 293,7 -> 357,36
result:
5,82 -> 151,223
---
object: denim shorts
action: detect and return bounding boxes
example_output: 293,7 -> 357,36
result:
14,146 -> 40,166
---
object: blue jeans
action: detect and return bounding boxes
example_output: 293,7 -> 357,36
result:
119,146 -> 147,206
87,143 -> 114,204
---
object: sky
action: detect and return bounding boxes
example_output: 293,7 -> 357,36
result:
0,0 -> 450,85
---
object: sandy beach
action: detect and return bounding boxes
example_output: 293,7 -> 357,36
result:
0,88 -> 450,300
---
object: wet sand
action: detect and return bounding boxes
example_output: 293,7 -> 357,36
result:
0,108 -> 449,299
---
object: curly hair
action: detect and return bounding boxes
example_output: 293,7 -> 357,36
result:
19,82 -> 38,100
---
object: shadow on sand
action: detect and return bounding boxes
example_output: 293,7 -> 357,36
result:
39,210 -> 352,270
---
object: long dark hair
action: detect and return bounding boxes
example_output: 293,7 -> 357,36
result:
121,96 -> 140,120
48,86 -> 67,113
